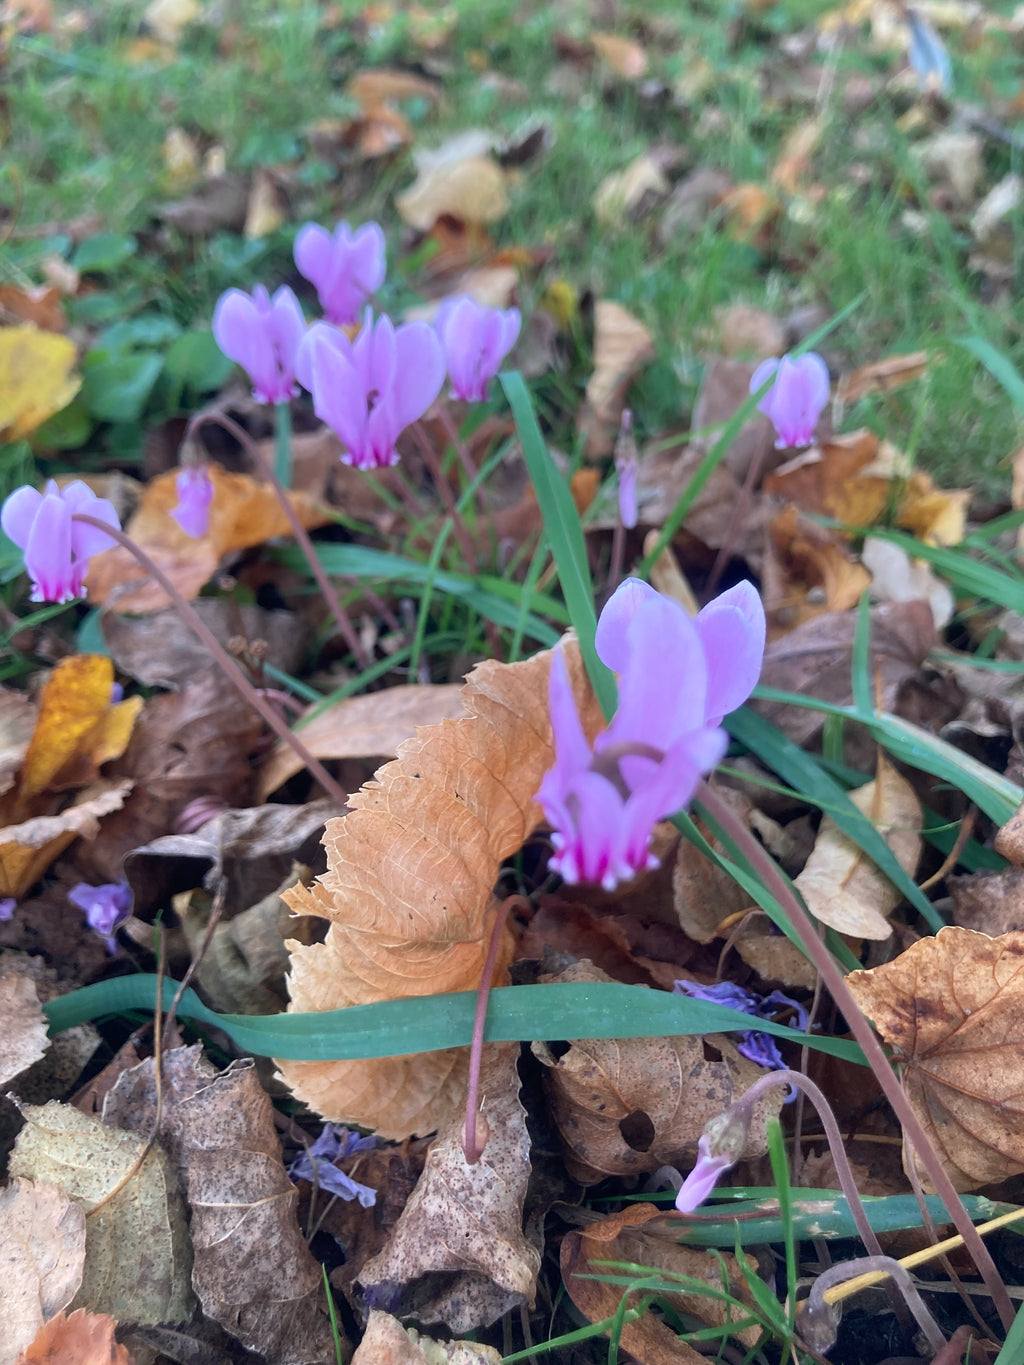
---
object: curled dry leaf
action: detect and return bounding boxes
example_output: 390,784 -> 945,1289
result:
793,754 -> 922,939
396,134 -> 509,232
281,640 -> 603,1139
561,1202 -> 759,1364
86,465 -> 329,613
9,1101 -> 193,1324
0,974 -> 49,1085
257,683 -> 467,800
16,1309 -> 134,1365
0,780 -> 132,901
358,1044 -> 539,1335
845,927 -> 1024,1191
352,1313 -> 500,1365
578,300 -> 654,458
0,1179 -> 85,1365
533,962 -> 781,1183
0,326 -> 80,442
103,1045 -> 335,1364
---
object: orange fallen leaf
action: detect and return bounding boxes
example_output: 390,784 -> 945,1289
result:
0,781 -> 132,900
770,506 -> 872,621
719,182 -> 780,248
86,465 -> 329,613
770,117 -> 822,194
590,30 -> 649,78
764,429 -> 891,528
836,350 -> 929,406
280,640 -> 603,1138
896,477 -> 969,548
0,285 -> 66,332
346,67 -> 443,112
846,927 -> 1024,1191
17,1308 -> 135,1365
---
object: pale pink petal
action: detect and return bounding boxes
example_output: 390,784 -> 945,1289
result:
390,321 -> 446,428
594,577 -> 661,674
1,485 -> 43,549
607,592 -> 708,749
213,290 -> 279,403
24,494 -> 73,602
293,223 -> 334,292
69,495 -> 119,561
295,321 -> 351,393
309,343 -> 369,461
696,580 -> 766,725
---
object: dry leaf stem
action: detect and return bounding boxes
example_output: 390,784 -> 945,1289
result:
185,410 -> 369,669
409,419 -> 479,573
75,514 -> 349,809
696,780 -> 1015,1330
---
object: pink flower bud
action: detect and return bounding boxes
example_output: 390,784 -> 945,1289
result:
170,465 -> 214,538
435,296 -> 521,403
294,220 -> 386,326
1,480 -> 119,604
212,284 -> 305,405
750,352 -> 830,448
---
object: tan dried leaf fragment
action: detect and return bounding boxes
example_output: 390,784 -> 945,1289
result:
16,1307 -> 135,1365
280,642 -> 603,1138
351,1312 -> 501,1365
0,1179 -> 85,1365
846,926 -> 1024,1191
0,974 -> 49,1084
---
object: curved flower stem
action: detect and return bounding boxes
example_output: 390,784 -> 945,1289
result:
274,401 -> 293,488
461,894 -> 527,1164
800,1257 -> 946,1357
436,403 -> 490,523
409,420 -> 479,574
695,779 -> 1014,1331
183,410 -> 368,669
76,514 -> 349,810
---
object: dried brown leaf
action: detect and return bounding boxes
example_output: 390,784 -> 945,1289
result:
257,684 -> 466,800
0,1179 -> 85,1365
281,641 -> 603,1138
346,67 -> 443,111
396,135 -> 509,232
103,1046 -> 334,1363
352,1313 -> 501,1365
9,1101 -> 193,1323
0,974 -> 49,1084
590,30 -> 648,78
836,350 -> 929,406
578,301 -> 654,458
0,780 -> 132,900
533,962 -> 781,1182
845,927 -> 1024,1190
16,1308 -> 135,1365
951,868 -> 1024,938
358,1044 -> 539,1334
0,691 -> 38,799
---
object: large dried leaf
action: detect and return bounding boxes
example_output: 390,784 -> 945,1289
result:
0,780 -> 132,900
257,684 -> 467,799
794,754 -> 922,939
281,641 -> 603,1138
0,327 -> 80,442
16,1309 -> 134,1365
578,300 -> 654,458
9,1101 -> 193,1324
0,1179 -> 85,1365
103,1045 -> 334,1363
533,962 -> 781,1183
0,974 -> 49,1084
396,134 -> 509,231
351,1314 -> 500,1365
358,1044 -> 539,1335
845,927 -> 1024,1191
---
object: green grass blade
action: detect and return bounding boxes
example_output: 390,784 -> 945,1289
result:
958,334 -> 1024,414
501,369 -> 617,716
851,592 -> 873,715
994,1301 -> 1024,1364
43,975 -> 865,1063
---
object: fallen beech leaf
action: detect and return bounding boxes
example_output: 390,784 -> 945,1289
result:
593,154 -> 669,229
897,479 -> 969,548
244,167 -> 286,240
591,30 -> 648,78
764,429 -> 890,527
258,684 -> 467,799
352,1313 -> 501,1364
561,1202 -> 759,1364
9,1101 -> 193,1323
719,182 -> 779,248
836,350 -> 929,406
861,536 -> 954,629
358,1045 -> 539,1334
533,962 -> 781,1182
579,301 -> 654,458
0,285 -> 66,332
0,326 -> 80,442
396,136 -> 509,231
794,755 -> 922,939
845,927 -> 1024,1191
0,1180 -> 85,1365
16,1309 -> 133,1365
103,1046 -> 335,1362
0,780 -> 132,900
346,67 -> 443,111
86,465 -> 330,613
0,974 -> 49,1084
770,117 -> 822,194
770,505 -> 872,622
280,640 -> 603,1138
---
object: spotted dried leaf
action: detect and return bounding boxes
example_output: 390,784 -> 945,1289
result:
351,1313 -> 500,1365
845,927 -> 1024,1191
281,641 -> 603,1138
0,1179 -> 85,1365
0,974 -> 49,1084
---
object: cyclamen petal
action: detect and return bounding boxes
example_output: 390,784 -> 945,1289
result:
171,465 -> 214,539
1,480 -> 119,604
695,581 -> 767,726
294,220 -> 386,325
213,284 -> 304,405
437,296 -> 521,403
750,352 -> 830,448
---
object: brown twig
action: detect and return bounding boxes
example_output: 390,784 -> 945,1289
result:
409,419 -> 479,573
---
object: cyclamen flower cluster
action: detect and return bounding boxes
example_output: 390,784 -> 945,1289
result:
538,578 -> 765,891
1,481 -> 119,605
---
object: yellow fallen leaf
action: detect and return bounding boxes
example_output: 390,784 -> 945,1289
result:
0,326 -> 80,442
770,117 -> 822,194
590,31 -> 648,78
897,476 -> 969,547
244,168 -> 286,240
143,0 -> 197,45
396,138 -> 509,231
0,780 -> 132,900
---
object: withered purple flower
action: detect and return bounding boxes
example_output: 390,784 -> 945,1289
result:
288,1123 -> 377,1207
69,879 -> 132,954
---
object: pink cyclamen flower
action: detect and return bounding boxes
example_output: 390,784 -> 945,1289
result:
69,879 -> 132,954
435,296 -> 521,403
537,578 -> 765,891
750,351 -> 830,448
296,311 -> 446,469
294,220 -> 386,326
170,465 -> 214,538
1,480 -> 119,604
212,284 -> 305,405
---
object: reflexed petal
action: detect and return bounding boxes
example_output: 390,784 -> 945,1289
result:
348,221 -> 386,293
695,580 -> 766,725
213,289 -> 278,402
546,648 -> 593,776
293,222 -> 334,291
594,577 -> 661,674
367,313 -> 398,397
391,321 -> 446,428
295,321 -> 351,393
69,495 -> 119,561
609,593 -> 708,749
1,485 -> 43,549
24,494 -> 73,602
268,286 -> 306,388
674,1133 -> 735,1213
309,343 -> 369,460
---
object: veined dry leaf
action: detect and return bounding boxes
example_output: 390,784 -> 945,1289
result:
352,1313 -> 501,1365
578,300 -> 654,458
845,927 -> 1024,1191
86,465 -> 329,613
17,1309 -> 135,1365
9,1101 -> 193,1324
593,154 -> 669,229
280,640 -> 603,1138
103,1046 -> 334,1363
257,684 -> 467,799
794,754 -> 922,939
0,780 -> 132,900
0,327 -> 79,443
0,974 -> 49,1084
836,350 -> 928,406
561,1202 -> 759,1364
396,135 -> 509,231
358,1045 -> 539,1334
590,30 -> 649,78
0,1179 -> 85,1365
534,961 -> 781,1183
244,168 -> 286,240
